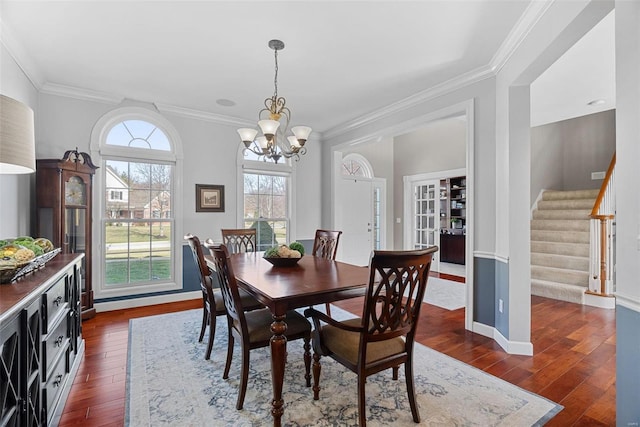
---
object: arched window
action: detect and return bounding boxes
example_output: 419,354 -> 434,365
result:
91,106 -> 182,299
341,153 -> 373,178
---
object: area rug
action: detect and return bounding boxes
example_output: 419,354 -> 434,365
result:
126,308 -> 562,426
424,277 -> 466,310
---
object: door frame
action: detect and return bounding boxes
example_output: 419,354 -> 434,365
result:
329,99 -> 474,330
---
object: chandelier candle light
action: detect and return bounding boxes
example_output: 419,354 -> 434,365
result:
237,40 -> 312,164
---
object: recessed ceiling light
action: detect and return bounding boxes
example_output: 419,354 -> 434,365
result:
216,99 -> 236,107
587,99 -> 606,106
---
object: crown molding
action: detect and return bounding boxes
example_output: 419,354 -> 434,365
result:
154,103 -> 254,127
322,1 -> 556,141
489,0 -> 555,73
0,17 -> 44,90
323,64 -> 494,141
40,82 -> 124,104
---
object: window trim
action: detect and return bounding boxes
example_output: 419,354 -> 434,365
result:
90,106 -> 184,300
236,146 -> 297,244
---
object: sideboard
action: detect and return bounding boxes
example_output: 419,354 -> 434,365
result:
0,253 -> 84,426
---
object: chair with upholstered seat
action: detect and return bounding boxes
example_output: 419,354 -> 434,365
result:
184,234 -> 263,361
304,247 -> 437,426
207,243 -> 312,410
311,229 -> 343,315
221,228 -> 257,254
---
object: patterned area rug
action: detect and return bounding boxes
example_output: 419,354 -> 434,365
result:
126,308 -> 561,426
424,277 -> 466,310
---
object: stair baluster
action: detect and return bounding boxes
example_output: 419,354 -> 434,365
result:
588,153 -> 616,297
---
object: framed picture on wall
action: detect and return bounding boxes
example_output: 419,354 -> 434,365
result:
196,184 -> 225,212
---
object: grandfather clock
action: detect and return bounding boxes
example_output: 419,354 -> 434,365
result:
36,149 -> 98,319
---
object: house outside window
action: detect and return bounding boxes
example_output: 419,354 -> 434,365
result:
238,147 -> 296,251
91,108 -> 183,299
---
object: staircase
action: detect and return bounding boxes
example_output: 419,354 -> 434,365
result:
531,189 -> 600,304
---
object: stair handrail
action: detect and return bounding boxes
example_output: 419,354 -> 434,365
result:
591,152 -> 616,217
588,152 -> 615,297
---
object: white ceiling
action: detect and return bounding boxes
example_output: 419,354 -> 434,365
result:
0,1 -> 614,134
531,10 -> 615,127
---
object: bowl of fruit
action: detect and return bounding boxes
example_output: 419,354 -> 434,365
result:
0,236 -> 58,284
263,242 -> 305,267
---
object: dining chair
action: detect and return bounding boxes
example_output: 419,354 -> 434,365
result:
221,228 -> 257,254
184,234 -> 263,361
207,243 -> 313,410
311,229 -> 343,315
304,247 -> 438,426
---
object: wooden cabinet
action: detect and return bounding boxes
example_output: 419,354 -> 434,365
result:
36,150 -> 98,319
0,254 -> 84,426
440,234 -> 466,265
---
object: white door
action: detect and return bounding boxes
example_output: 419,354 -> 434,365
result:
412,180 -> 440,270
335,178 -> 372,266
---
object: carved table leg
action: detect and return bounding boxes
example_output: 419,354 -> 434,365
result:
270,314 -> 287,427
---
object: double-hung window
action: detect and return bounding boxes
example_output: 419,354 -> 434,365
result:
92,109 -> 182,299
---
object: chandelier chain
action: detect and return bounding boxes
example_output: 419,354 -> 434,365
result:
273,48 -> 279,100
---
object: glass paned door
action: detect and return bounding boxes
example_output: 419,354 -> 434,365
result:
413,180 -> 440,268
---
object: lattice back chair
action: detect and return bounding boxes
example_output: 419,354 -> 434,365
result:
185,234 -> 263,361
311,229 -> 343,315
206,243 -> 313,410
221,228 -> 257,254
311,229 -> 342,260
304,247 -> 438,426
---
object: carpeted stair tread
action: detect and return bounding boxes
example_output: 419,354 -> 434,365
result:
531,253 -> 589,271
531,279 -> 585,304
531,219 -> 590,232
532,209 -> 592,220
537,199 -> 595,210
531,265 -> 589,286
531,230 -> 590,244
531,189 -> 599,304
531,241 -> 589,258
541,189 -> 600,201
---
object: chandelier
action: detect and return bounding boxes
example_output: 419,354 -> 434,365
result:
237,39 -> 311,164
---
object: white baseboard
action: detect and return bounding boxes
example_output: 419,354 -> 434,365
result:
472,321 -> 533,356
584,292 -> 616,309
94,291 -> 201,312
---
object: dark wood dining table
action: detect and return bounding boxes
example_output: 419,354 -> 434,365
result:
204,251 -> 369,427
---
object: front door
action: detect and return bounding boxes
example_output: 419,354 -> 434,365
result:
335,177 -> 372,266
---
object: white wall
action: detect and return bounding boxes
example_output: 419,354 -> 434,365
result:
393,118 -> 466,248
0,43 -> 38,238
35,94 -> 322,247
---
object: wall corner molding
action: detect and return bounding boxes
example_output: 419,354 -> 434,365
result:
615,292 -> 640,313
40,82 -> 124,105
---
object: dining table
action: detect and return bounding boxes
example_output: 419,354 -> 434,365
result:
204,251 -> 370,427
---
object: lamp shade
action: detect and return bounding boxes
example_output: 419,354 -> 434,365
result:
0,95 -> 36,174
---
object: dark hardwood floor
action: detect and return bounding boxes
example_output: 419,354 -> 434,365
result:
59,287 -> 615,426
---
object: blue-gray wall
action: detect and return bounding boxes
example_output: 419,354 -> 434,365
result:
616,305 -> 640,424
474,257 -> 496,327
